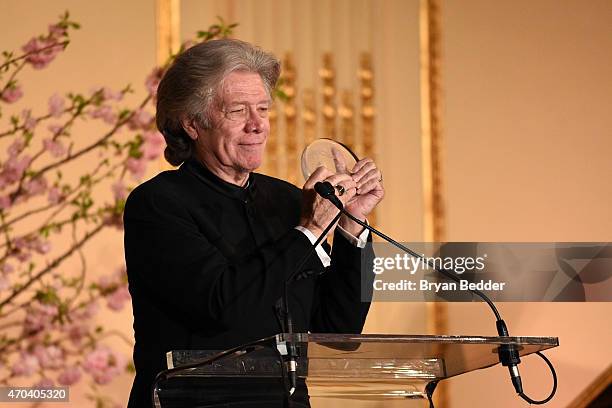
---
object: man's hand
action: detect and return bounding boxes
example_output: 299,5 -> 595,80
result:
300,166 -> 357,238
339,158 -> 385,236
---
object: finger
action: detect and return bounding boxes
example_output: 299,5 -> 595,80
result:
350,157 -> 374,174
304,166 -> 333,188
324,174 -> 357,200
356,177 -> 383,196
332,148 -> 348,174
355,168 -> 381,188
352,162 -> 378,183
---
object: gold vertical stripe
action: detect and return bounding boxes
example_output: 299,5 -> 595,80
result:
156,0 -> 181,65
421,0 -> 448,407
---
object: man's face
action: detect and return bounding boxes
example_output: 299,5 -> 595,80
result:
196,71 -> 270,180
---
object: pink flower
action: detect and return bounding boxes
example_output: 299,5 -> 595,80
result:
30,236 -> 51,254
21,109 -> 37,132
22,37 -> 63,69
43,138 -> 66,157
23,177 -> 48,197
145,67 -> 164,97
0,85 -> 23,103
0,195 -> 11,210
48,93 -> 64,117
33,345 -> 63,369
34,378 -> 54,388
101,87 -> 123,101
71,301 -> 99,320
7,138 -> 25,158
47,186 -> 63,204
1,155 -> 31,186
128,108 -> 153,130
1,263 -> 14,274
90,105 -> 116,124
11,353 -> 40,376
106,286 -> 131,311
62,322 -> 89,346
111,181 -> 127,201
24,303 -> 58,334
83,347 -> 126,385
141,130 -> 166,160
48,23 -> 67,39
126,157 -> 147,180
58,366 -> 81,385
0,274 -> 10,291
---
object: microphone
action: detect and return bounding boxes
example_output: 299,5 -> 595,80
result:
313,181 -> 556,404
314,181 -> 344,209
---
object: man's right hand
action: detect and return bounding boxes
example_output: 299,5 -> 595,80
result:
299,166 -> 357,238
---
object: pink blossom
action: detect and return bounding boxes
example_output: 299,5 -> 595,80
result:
0,195 -> 11,210
128,108 -> 153,130
111,180 -> 127,201
11,353 -> 40,376
48,93 -> 64,117
141,130 -> 166,160
106,286 -> 131,311
33,345 -> 63,369
22,37 -> 63,69
47,186 -> 63,204
71,301 -> 99,320
47,124 -> 63,136
21,109 -> 37,132
1,263 -> 14,274
7,138 -> 25,158
30,236 -> 51,254
90,105 -> 116,124
62,322 -> 89,346
101,87 -> 123,101
23,176 -> 48,197
145,67 -> 164,97
24,303 -> 58,334
83,347 -> 126,385
0,85 -> 23,103
34,377 -> 54,388
1,155 -> 31,186
58,366 -> 81,385
126,157 -> 147,180
43,138 -> 66,157
0,274 -> 9,291
48,24 -> 67,40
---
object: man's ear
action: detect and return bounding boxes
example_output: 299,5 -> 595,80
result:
180,117 -> 199,141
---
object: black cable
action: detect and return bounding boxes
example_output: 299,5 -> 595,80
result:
518,351 -> 558,405
313,181 -> 559,405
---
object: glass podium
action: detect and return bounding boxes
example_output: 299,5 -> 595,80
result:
153,333 -> 558,407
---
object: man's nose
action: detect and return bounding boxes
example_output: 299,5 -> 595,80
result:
244,107 -> 265,133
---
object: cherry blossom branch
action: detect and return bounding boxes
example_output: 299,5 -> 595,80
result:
0,222 -> 104,309
0,41 -> 69,72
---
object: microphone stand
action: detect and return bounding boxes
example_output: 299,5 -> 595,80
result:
281,211 -> 342,396
313,181 -> 557,405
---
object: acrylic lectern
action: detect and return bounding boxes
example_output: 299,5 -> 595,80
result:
153,333 -> 558,407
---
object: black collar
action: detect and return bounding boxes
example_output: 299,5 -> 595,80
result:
181,158 -> 256,202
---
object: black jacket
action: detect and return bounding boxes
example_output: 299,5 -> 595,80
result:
124,158 -> 372,407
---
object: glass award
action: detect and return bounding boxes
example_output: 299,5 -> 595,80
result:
300,138 -> 359,180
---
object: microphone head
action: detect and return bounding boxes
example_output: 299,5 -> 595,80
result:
314,181 -> 335,198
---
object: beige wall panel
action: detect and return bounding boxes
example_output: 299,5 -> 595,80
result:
441,1 -> 612,407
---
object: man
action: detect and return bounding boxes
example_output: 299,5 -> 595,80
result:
124,38 -> 384,407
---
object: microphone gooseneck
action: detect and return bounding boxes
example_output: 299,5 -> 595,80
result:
314,181 -> 557,405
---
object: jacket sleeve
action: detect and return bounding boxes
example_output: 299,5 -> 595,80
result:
124,185 -> 324,331
309,229 -> 374,334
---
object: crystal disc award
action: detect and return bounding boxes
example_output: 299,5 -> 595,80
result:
300,139 -> 359,180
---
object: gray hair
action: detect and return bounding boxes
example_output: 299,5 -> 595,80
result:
156,38 -> 281,166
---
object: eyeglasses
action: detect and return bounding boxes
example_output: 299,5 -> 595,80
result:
221,102 -> 272,121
